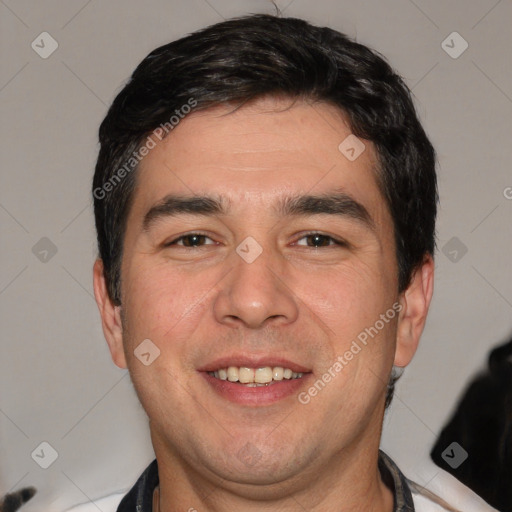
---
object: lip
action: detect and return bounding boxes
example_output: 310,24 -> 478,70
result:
197,355 -> 311,374
200,371 -> 313,406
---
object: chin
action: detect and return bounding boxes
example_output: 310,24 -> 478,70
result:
194,436 -> 313,488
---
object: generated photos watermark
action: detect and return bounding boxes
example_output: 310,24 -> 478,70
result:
93,97 -> 197,200
298,302 -> 403,404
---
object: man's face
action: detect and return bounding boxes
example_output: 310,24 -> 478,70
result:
98,97 -> 416,489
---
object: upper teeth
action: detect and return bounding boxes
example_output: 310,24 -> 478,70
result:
208,366 -> 303,384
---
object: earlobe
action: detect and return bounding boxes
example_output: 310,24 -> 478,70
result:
93,259 -> 127,369
394,255 -> 435,368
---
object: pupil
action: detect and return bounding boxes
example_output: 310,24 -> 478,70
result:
184,235 -> 203,247
309,235 -> 329,247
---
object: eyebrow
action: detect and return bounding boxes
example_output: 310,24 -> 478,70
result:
278,192 -> 375,230
142,195 -> 229,231
142,191 -> 375,232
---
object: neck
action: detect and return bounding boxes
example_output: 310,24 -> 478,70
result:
151,436 -> 394,512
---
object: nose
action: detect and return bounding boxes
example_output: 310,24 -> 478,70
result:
213,245 -> 299,329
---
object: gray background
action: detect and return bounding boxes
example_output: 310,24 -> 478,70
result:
1,1 -> 511,510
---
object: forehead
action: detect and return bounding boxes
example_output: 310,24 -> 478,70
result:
130,97 -> 387,221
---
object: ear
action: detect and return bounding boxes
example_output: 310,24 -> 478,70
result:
93,259 -> 127,369
394,255 -> 434,367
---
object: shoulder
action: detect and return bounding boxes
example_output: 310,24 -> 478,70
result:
408,460 -> 500,512
412,492 -> 457,511
63,459 -> 158,512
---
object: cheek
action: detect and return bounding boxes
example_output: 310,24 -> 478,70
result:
298,258 -> 396,334
120,260 -> 213,350
119,262 -> 209,419
293,257 -> 399,401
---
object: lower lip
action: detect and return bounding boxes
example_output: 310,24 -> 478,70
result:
201,372 -> 311,406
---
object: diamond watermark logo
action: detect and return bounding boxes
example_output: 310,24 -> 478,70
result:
441,442 -> 468,469
338,134 -> 366,161
134,339 -> 161,366
237,442 -> 262,467
31,441 -> 58,469
32,237 -> 58,263
31,32 -> 59,59
236,236 -> 263,264
442,236 -> 468,263
441,32 -> 468,59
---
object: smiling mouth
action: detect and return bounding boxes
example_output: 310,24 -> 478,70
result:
207,366 -> 306,386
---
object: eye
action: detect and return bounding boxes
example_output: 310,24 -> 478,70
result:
294,233 -> 346,248
165,233 -> 215,247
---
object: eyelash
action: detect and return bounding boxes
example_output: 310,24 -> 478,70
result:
164,232 -> 347,249
165,233 -> 215,248
294,232 -> 347,248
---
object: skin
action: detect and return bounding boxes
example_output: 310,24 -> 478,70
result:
94,96 -> 434,511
